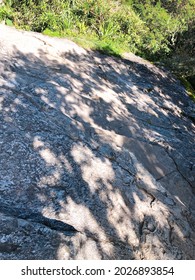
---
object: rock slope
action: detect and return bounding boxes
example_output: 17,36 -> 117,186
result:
0,24 -> 195,260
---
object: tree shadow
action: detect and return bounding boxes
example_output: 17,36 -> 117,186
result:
0,30 -> 195,259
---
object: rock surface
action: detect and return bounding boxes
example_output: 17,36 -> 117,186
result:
0,24 -> 195,260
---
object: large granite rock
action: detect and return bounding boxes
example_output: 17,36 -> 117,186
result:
0,24 -> 195,259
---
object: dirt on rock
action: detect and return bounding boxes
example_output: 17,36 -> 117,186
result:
0,24 -> 195,260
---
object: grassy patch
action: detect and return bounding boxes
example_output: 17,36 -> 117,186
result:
43,28 -> 124,57
42,29 -> 63,38
1,0 -> 195,90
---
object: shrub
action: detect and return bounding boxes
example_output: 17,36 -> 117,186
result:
1,0 -> 195,67
0,1 -> 13,22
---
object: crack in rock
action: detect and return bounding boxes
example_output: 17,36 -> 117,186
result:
166,149 -> 194,189
0,205 -> 77,234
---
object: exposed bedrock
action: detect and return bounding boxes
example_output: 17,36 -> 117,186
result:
0,25 -> 195,259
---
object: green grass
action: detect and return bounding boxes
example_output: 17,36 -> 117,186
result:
1,0 -> 195,95
5,18 -> 13,26
43,28 -> 125,57
2,0 -> 195,60
42,29 -> 63,38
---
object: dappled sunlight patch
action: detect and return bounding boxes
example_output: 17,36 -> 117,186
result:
41,95 -> 56,108
74,238 -> 102,260
60,197 -> 114,256
0,74 -> 19,89
33,136 -> 66,186
59,155 -> 73,174
71,143 -> 94,164
132,192 -> 150,215
39,170 -> 62,187
106,189 -> 140,247
70,142 -> 140,248
33,136 -> 59,166
35,87 -> 47,95
33,136 -> 45,149
39,148 -> 58,166
130,152 -> 167,194
69,102 -> 94,122
71,143 -> 115,193
56,243 -> 71,260
69,78 -> 84,92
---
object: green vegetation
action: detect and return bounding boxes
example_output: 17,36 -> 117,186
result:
0,0 -> 195,92
0,1 -> 13,22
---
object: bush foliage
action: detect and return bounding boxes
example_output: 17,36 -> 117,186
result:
0,0 -> 195,78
